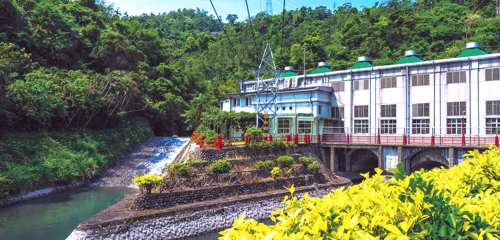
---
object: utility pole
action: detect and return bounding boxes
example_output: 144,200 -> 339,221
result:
266,0 -> 272,15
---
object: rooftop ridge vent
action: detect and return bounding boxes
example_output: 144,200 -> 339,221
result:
318,61 -> 328,67
405,50 -> 417,56
358,56 -> 369,62
466,42 -> 480,49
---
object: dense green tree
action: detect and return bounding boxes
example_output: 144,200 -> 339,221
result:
0,0 -> 498,135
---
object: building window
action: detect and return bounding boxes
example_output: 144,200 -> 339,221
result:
380,104 -> 396,118
486,100 -> 500,115
298,121 -> 312,134
380,76 -> 397,89
412,103 -> 430,117
447,102 -> 466,116
332,81 -> 345,92
231,98 -> 240,107
447,118 -> 466,134
485,68 -> 500,81
411,74 -> 430,86
354,105 -> 368,134
354,105 -> 368,118
332,106 -> 344,119
412,119 -> 430,134
353,79 -> 369,91
486,118 -> 500,134
411,103 -> 430,134
245,96 -> 252,106
277,118 -> 291,134
317,105 -> 322,115
282,106 -> 286,111
354,119 -> 369,134
289,106 -> 293,110
380,119 -> 396,134
446,71 -> 466,84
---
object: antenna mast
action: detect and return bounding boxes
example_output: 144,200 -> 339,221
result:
255,43 -> 281,134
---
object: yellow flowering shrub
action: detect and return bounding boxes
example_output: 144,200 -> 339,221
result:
220,147 -> 500,240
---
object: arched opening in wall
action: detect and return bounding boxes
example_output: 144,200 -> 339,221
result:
409,150 -> 448,173
350,149 -> 378,174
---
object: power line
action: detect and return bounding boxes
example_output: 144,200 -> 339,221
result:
245,0 -> 259,63
209,0 -> 239,65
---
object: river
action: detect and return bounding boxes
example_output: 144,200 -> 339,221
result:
0,137 -> 217,240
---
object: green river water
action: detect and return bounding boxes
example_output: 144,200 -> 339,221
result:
0,187 -> 131,240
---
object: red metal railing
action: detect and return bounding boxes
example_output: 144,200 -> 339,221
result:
193,129 -> 500,150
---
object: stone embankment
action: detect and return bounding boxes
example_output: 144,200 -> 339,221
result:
67,182 -> 349,240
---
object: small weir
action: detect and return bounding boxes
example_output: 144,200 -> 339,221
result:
0,137 -> 189,240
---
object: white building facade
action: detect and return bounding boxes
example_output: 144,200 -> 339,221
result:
222,42 -> 500,144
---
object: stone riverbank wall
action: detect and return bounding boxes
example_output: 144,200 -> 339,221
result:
132,174 -> 325,210
67,181 -> 350,240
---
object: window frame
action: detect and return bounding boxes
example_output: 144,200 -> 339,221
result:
380,76 -> 397,89
447,102 -> 466,116
354,105 -> 369,118
446,71 -> 466,84
380,104 -> 397,118
353,119 -> 369,134
485,67 -> 500,81
412,119 -> 430,135
277,118 -> 291,134
486,100 -> 500,116
411,74 -> 430,86
298,120 -> 312,134
380,119 -> 397,134
412,103 -> 430,117
486,118 -> 500,135
446,118 -> 466,135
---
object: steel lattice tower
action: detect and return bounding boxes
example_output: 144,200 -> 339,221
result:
255,43 -> 281,134
266,0 -> 273,15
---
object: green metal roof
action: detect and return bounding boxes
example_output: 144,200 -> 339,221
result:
307,66 -> 332,74
395,55 -> 423,64
457,47 -> 488,58
280,70 -> 298,77
351,61 -> 373,69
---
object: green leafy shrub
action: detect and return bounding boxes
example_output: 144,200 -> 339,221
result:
298,156 -> 316,167
187,159 -> 208,166
0,119 -> 152,197
244,127 -> 264,138
133,174 -> 163,194
256,160 -> 273,171
276,155 -> 294,167
210,160 -> 232,174
270,167 -> 281,179
167,163 -> 189,177
306,162 -> 321,174
222,148 -> 500,239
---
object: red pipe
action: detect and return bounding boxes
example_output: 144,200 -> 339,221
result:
431,135 -> 435,146
294,133 -> 299,145
495,135 -> 499,147
317,134 -> 321,144
268,134 -> 273,144
461,134 -> 466,146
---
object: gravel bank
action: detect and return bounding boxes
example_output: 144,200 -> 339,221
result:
67,188 -> 332,240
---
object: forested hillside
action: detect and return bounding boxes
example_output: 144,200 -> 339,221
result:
0,0 -> 499,135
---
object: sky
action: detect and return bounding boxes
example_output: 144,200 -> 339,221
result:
106,0 -> 378,19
